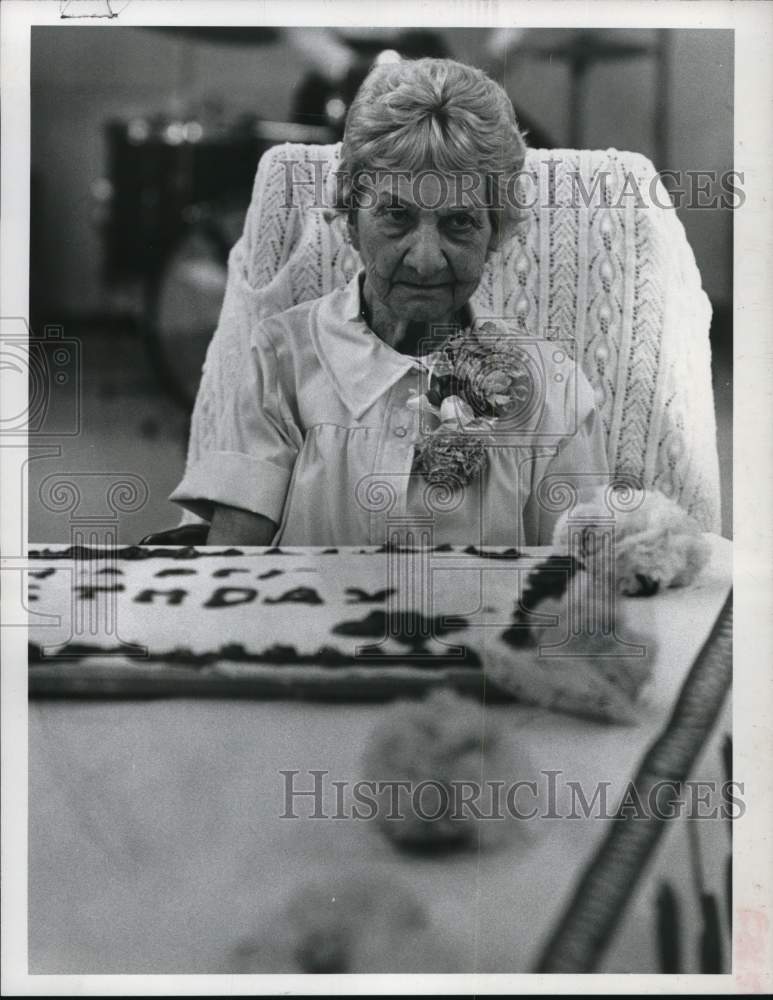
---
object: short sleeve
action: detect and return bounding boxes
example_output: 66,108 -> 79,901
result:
169,324 -> 302,524
522,362 -> 610,545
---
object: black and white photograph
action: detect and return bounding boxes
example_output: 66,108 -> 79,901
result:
1,0 -> 771,993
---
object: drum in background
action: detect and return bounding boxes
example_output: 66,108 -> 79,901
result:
102,115 -> 336,285
147,202 -> 240,409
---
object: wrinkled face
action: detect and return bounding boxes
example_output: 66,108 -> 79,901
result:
348,170 -> 494,327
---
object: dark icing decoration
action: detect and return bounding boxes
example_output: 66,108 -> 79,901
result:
28,643 -> 44,663
374,541 -> 418,554
28,546 -> 246,560
27,640 -> 480,670
263,587 -> 324,605
28,641 -> 147,663
463,545 -> 522,559
634,573 -> 660,597
500,555 -> 584,648
74,584 -> 126,599
332,610 -> 468,648
345,587 -> 397,604
498,625 -> 532,648
30,545 -> 524,561
204,587 -> 259,609
134,588 -> 188,606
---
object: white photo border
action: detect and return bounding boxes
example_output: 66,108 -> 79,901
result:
2,0 -> 771,994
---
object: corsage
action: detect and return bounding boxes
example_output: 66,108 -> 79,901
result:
407,322 -> 536,489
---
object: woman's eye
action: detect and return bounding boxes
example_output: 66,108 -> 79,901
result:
447,213 -> 478,232
383,207 -> 410,224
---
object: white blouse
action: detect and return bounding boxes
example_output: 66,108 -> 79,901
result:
170,271 -> 609,546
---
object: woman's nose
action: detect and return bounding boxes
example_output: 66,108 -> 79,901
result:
402,225 -> 447,279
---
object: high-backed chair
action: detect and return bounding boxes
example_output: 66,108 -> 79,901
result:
171,142 -> 720,536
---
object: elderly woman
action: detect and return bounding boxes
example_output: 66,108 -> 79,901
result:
170,58 -> 608,545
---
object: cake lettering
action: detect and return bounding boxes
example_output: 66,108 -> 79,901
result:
263,587 -> 323,605
204,587 -> 259,608
117,585 -> 331,607
74,584 -> 125,599
345,587 -> 397,604
134,588 -> 188,606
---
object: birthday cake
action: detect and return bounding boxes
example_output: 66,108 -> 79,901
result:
27,544 -> 654,721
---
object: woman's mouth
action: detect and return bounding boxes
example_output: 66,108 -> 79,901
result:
396,280 -> 451,290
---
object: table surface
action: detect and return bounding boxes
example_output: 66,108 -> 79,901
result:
28,537 -> 732,975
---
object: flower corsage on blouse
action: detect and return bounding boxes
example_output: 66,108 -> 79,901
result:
408,321 -> 537,489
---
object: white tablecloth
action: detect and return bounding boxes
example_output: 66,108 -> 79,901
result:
28,537 -> 732,974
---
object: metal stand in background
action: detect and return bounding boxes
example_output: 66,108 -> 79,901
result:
511,29 -> 670,169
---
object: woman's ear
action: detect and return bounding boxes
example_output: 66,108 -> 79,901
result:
486,213 -> 503,254
487,209 -> 524,255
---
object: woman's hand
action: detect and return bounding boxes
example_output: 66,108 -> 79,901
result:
207,503 -> 278,546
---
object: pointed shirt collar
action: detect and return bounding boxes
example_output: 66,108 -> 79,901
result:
309,270 -> 479,420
